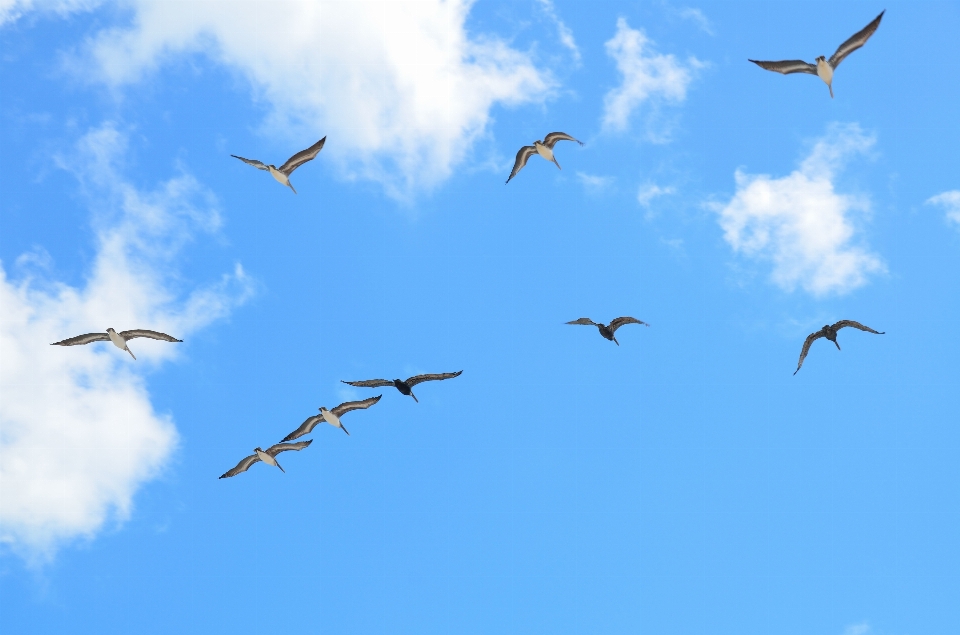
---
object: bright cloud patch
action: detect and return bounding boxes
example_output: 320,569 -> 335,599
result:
602,17 -> 701,134
53,0 -> 554,199
926,190 -> 960,226
712,123 -> 883,296
536,0 -> 580,62
0,124 -> 252,562
637,182 -> 676,207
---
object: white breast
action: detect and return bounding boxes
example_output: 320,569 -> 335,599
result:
107,330 -> 126,349
256,449 -> 277,467
816,59 -> 833,84
268,166 -> 289,185
535,142 -> 553,161
320,409 -> 341,428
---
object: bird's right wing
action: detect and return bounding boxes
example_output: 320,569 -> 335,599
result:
608,316 -> 650,333
542,132 -> 583,149
565,318 -> 598,326
828,10 -> 884,69
506,145 -> 537,183
51,332 -> 110,346
330,395 -> 382,417
219,454 -> 260,479
794,331 -> 825,374
341,379 -> 394,388
834,320 -> 884,335
265,439 -> 313,457
748,59 -> 817,75
277,137 -> 326,175
405,371 -> 463,387
282,415 -> 325,442
118,329 -> 182,342
230,155 -> 270,171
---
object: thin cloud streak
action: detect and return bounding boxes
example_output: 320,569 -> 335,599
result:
926,190 -> 960,226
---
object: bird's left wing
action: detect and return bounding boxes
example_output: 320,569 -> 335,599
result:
231,155 -> 270,171
118,329 -> 182,342
330,395 -> 382,417
834,320 -> 884,335
219,453 -> 260,479
265,440 -> 313,457
51,332 -> 110,346
542,132 -> 583,149
281,415 -> 325,443
794,331 -> 825,375
506,145 -> 537,184
608,317 -> 650,333
278,137 -> 326,175
748,59 -> 817,75
565,318 -> 598,326
405,371 -> 463,387
341,379 -> 394,388
828,10 -> 884,69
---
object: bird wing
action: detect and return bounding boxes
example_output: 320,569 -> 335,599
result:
834,320 -> 884,335
50,332 -> 110,346
277,137 -> 326,175
219,453 -> 260,479
565,318 -> 598,326
748,59 -> 817,75
330,395 -> 382,417
282,415 -> 325,443
231,155 -> 270,171
795,331 -> 826,374
405,371 -> 463,387
608,317 -> 650,333
265,439 -> 313,457
828,10 -> 884,69
506,145 -> 537,183
118,329 -> 182,342
341,379 -> 394,388
542,132 -> 583,149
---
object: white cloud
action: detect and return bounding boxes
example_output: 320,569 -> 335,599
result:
0,0 -> 95,26
0,123 -> 252,562
712,123 -> 883,296
602,17 -> 702,134
678,8 -> 714,35
576,172 -> 614,190
29,0 -> 553,199
843,623 -> 870,635
637,182 -> 676,207
926,190 -> 960,226
536,0 -> 580,62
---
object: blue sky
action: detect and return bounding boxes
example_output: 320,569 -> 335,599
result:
1,1 -> 959,633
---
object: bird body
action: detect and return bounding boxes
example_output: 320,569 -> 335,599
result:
341,371 -> 463,403
566,317 -> 649,346
794,320 -> 885,374
218,440 -> 312,479
319,407 -> 344,433
231,136 -> 326,194
749,10 -> 884,98
506,132 -> 582,183
254,447 -> 284,472
52,328 -> 182,360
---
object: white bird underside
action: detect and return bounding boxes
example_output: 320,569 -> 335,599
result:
506,132 -> 583,183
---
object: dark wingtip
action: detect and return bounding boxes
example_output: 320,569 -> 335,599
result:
218,474 -> 227,479
793,368 -> 800,375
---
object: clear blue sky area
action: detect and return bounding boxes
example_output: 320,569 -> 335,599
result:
1,2 -> 958,634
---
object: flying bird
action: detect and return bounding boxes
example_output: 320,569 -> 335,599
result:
566,317 -> 649,346
506,132 -> 583,183
794,320 -> 885,374
749,10 -> 884,98
341,371 -> 463,403
231,136 -> 326,194
282,395 -> 382,441
219,441 -> 313,479
51,328 -> 181,360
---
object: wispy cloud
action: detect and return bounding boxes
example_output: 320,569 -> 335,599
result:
38,0 -> 554,200
926,190 -> 960,226
0,123 -> 253,563
0,0 -> 96,26
577,172 -> 614,191
711,123 -> 883,296
678,8 -> 714,35
843,623 -> 870,635
536,0 -> 580,62
602,17 -> 702,136
637,182 -> 676,207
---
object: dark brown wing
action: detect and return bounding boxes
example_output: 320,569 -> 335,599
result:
265,439 -> 313,457
341,379 -> 394,388
565,318 -> 598,326
833,320 -> 884,335
794,330 -> 826,375
828,10 -> 884,69
506,145 -> 537,183
329,395 -> 382,418
118,329 -> 182,342
405,371 -> 463,387
748,59 -> 817,75
608,317 -> 650,333
277,137 -> 326,175
542,132 -> 583,149
219,453 -> 260,478
51,332 -> 110,346
281,415 -> 325,442
231,155 -> 270,171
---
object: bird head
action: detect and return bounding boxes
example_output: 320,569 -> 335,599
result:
254,447 -> 263,453
815,55 -> 826,63
106,328 -> 116,334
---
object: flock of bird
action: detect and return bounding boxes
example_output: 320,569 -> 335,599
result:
48,10 -> 888,478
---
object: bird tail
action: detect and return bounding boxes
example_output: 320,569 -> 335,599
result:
276,461 -> 286,473
829,84 -> 834,99
341,423 -> 350,436
553,157 -> 562,170
288,182 -> 297,195
126,347 -> 136,360
613,337 -> 620,346
834,341 -> 841,351
411,392 -> 419,403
